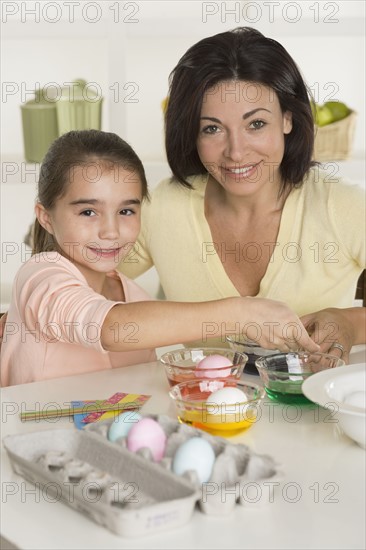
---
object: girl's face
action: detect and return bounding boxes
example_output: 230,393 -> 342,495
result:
36,163 -> 142,285
196,80 -> 292,198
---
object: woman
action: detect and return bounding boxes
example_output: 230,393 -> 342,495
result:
120,27 -> 365,363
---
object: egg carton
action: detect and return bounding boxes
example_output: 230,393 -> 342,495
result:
85,414 -> 282,515
3,427 -> 199,537
3,415 -> 282,537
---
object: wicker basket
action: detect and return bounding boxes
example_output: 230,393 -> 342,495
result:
313,110 -> 357,162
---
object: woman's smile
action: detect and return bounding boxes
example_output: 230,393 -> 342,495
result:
222,162 -> 261,181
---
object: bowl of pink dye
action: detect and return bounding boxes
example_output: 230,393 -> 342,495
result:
160,348 -> 248,387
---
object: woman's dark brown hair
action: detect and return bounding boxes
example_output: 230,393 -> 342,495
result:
165,26 -> 315,190
33,129 -> 148,254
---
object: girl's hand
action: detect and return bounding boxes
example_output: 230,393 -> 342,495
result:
300,308 -> 358,364
242,297 -> 320,353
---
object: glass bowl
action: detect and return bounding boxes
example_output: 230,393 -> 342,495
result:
226,335 -> 279,375
169,378 -> 265,436
160,348 -> 248,387
255,352 -> 346,405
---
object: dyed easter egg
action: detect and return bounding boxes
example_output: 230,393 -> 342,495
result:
108,411 -> 142,442
172,437 -> 215,483
126,417 -> 167,462
195,354 -> 233,378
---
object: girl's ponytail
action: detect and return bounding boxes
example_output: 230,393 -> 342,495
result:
32,219 -> 55,256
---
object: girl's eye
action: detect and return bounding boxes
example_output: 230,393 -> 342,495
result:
80,209 -> 96,217
120,209 -> 134,216
249,119 -> 266,130
201,124 -> 220,135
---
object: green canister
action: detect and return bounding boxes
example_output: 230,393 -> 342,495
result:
21,89 -> 58,163
56,79 -> 103,135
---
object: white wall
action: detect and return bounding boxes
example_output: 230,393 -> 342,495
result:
1,0 -> 365,163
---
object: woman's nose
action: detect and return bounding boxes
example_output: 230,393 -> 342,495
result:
224,131 -> 248,163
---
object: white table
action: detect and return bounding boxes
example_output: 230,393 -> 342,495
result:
1,346 -> 365,550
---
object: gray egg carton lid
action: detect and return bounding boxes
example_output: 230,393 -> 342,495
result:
3,427 -> 199,537
3,414 -> 282,537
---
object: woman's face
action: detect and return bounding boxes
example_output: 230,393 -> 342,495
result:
196,80 -> 292,197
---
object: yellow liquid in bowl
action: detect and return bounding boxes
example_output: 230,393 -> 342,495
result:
178,409 -> 257,437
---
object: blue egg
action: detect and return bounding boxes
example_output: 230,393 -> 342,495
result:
172,437 -> 215,483
107,411 -> 142,442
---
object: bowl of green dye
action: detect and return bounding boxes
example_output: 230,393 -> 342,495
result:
255,352 -> 345,405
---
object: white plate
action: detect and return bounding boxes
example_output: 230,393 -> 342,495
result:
302,363 -> 366,415
303,364 -> 366,448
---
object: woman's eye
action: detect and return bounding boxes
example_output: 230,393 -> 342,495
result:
201,124 -> 220,135
80,209 -> 95,217
250,119 -> 266,130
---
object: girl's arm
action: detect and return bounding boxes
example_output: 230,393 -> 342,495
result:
0,313 -> 6,344
101,296 -> 320,353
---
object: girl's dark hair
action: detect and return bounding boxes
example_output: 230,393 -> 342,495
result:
165,26 -> 316,190
33,129 -> 148,254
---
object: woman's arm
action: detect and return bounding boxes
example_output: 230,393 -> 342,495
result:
118,237 -> 154,279
101,296 -> 320,353
118,199 -> 154,279
301,307 -> 366,364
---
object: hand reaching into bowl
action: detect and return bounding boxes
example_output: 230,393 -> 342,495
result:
239,297 -> 320,353
300,307 -> 366,365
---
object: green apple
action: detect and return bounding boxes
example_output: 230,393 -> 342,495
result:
324,101 -> 350,122
310,100 -> 317,119
314,104 -> 333,127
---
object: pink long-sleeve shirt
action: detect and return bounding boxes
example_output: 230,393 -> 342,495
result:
0,252 -> 156,386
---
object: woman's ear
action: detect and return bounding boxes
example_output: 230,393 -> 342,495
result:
35,203 -> 54,235
283,111 -> 293,134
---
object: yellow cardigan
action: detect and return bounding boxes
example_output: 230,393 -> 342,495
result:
120,169 -> 365,316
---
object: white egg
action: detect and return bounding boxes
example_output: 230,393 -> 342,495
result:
206,386 -> 248,416
172,437 -> 215,483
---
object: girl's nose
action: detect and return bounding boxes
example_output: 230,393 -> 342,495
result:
99,217 -> 119,240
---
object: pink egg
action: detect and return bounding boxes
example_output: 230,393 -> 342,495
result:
126,417 -> 167,462
195,354 -> 233,378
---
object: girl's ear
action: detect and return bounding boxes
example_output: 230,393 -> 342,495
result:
35,203 -> 54,235
283,111 -> 293,134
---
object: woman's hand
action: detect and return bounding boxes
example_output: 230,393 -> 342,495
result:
300,307 -> 364,364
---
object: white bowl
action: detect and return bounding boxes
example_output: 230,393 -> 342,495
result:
302,364 -> 366,449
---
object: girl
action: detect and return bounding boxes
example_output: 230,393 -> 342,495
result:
0,130 -> 318,386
